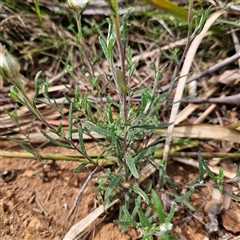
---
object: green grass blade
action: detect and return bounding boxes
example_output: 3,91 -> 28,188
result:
33,0 -> 42,24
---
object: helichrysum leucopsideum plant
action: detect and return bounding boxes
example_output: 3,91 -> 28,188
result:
0,1 -> 177,238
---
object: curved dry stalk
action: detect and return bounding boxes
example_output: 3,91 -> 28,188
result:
163,11 -> 225,163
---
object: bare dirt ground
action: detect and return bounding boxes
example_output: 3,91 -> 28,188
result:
1,141 -> 140,240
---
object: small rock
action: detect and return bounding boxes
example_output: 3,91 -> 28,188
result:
24,218 -> 42,240
222,209 -> 240,233
22,170 -> 33,178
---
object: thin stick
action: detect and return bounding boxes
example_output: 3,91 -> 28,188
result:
67,167 -> 98,221
159,51 -> 240,93
35,196 -> 49,216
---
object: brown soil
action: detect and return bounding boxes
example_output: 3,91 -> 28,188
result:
0,142 -> 141,240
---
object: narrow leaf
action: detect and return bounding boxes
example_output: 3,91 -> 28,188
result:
133,143 -> 163,164
121,206 -> 137,227
99,36 -> 109,60
125,153 -> 139,179
68,102 -> 73,140
198,151 -> 204,183
175,187 -> 195,203
33,70 -> 42,101
165,203 -> 176,223
41,130 -> 71,148
20,143 -> 35,156
78,124 -> 86,154
170,192 -> 195,211
74,162 -> 90,173
136,200 -> 151,229
104,174 -> 123,201
202,160 -> 217,182
152,189 -> 165,223
128,184 -> 149,204
83,121 -> 119,139
6,136 -> 28,145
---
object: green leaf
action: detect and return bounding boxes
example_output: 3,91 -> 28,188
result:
133,143 -> 163,164
165,203 -> 176,223
159,165 -> 176,189
128,184 -> 149,204
170,192 -> 195,211
41,78 -> 50,99
106,104 -> 114,124
202,160 -> 217,182
198,152 -> 204,183
104,174 -> 123,201
55,121 -> 65,138
68,102 -> 73,140
121,205 -> 137,227
115,139 -> 123,160
99,36 -> 109,61
107,37 -> 115,59
125,153 -> 139,179
152,189 -> 165,223
121,8 -> 131,53
131,196 -> 140,218
113,220 -> 133,227
78,124 -> 86,154
20,143 -> 35,156
75,86 -> 80,102
33,71 -> 42,101
9,86 -> 25,105
74,162 -> 90,173
221,187 -> 240,201
136,199 -> 151,229
63,92 -> 73,104
140,88 -> 150,112
53,98 -> 61,111
6,136 -> 28,145
41,130 -> 71,148
4,106 -> 19,124
175,187 -> 195,203
83,121 -> 119,139
33,0 -> 42,24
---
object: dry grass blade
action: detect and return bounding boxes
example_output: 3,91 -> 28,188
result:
3,123 -> 239,144
158,124 -> 240,143
175,84 -> 220,124
63,199 -> 119,240
163,11 -> 225,161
